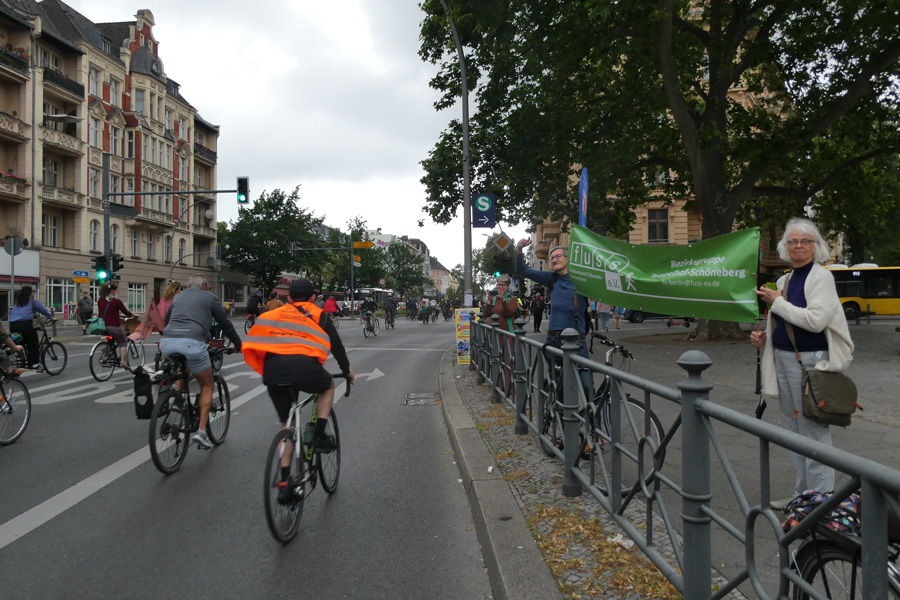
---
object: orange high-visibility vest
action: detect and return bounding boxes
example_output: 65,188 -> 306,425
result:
242,302 -> 331,375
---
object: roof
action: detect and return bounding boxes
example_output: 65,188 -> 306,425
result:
430,256 -> 450,272
0,0 -> 82,53
39,0 -> 123,64
194,113 -> 219,133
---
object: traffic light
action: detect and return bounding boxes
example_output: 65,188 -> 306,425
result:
491,254 -> 503,277
236,176 -> 249,203
110,253 -> 124,273
92,255 -> 108,282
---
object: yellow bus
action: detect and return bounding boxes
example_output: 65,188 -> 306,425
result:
827,265 -> 900,318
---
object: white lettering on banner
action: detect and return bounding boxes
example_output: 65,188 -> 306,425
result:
606,272 -> 623,292
570,243 -> 631,274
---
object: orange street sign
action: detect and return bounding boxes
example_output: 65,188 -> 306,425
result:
353,241 -> 375,248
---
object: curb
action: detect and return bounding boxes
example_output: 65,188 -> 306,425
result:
439,346 -> 563,600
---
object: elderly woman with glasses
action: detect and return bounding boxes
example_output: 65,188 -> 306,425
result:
482,274 -> 519,332
751,217 -> 854,510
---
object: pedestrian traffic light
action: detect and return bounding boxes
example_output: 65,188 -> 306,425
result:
236,176 -> 249,203
93,255 -> 108,281
110,253 -> 124,273
491,255 -> 503,277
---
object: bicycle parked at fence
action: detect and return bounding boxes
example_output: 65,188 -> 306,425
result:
263,374 -> 350,543
538,331 -> 666,497
89,333 -> 145,382
362,311 -> 379,337
10,316 -> 67,376
0,354 -> 31,446
148,345 -> 234,474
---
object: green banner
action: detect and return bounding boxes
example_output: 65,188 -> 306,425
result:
568,226 -> 760,323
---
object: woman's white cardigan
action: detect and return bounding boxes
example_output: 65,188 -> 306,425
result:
760,263 -> 854,397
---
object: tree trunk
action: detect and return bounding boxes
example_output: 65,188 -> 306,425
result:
689,319 -> 747,341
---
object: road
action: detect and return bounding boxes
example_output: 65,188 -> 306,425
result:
0,315 -> 491,600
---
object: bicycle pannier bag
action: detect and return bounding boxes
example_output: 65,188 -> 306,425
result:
86,317 -> 106,335
800,368 -> 858,427
132,366 -> 154,420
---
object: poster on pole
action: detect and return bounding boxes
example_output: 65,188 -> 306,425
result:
567,226 -> 760,323
578,168 -> 588,227
455,309 -> 476,364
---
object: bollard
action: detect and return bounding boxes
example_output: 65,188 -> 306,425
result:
561,328 -> 583,498
513,318 -> 528,434
677,350 -> 713,600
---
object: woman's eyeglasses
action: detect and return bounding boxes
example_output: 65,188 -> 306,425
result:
786,239 -> 814,247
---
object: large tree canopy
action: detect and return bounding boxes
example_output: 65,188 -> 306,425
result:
419,0 -> 900,244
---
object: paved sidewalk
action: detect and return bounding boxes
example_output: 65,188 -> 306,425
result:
441,318 -> 900,600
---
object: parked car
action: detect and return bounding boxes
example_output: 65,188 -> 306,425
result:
622,309 -> 695,327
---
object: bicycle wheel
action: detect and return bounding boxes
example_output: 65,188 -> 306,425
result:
206,375 -> 231,445
41,341 -> 68,375
539,378 -> 563,457
317,410 -> 341,493
0,379 -> 31,446
373,319 -> 379,336
264,429 -> 307,544
89,341 -> 116,382
587,395 -> 666,497
363,322 -> 370,338
149,388 -> 190,474
244,317 -> 253,334
125,340 -> 145,368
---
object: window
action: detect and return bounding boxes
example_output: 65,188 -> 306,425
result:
125,179 -> 134,206
46,278 -> 76,313
109,78 -> 120,107
129,227 -> 138,257
89,220 -> 99,252
178,238 -> 185,261
111,127 -> 120,155
43,102 -> 62,131
165,108 -> 171,129
89,168 -> 101,198
197,131 -> 204,146
165,144 -> 171,169
89,66 -> 100,97
89,117 -> 101,148
110,224 -> 119,254
127,284 -> 146,314
146,233 -> 154,260
150,138 -> 157,164
111,175 -> 120,196
178,156 -> 186,181
135,89 -> 145,115
42,157 -> 60,187
42,213 -> 60,247
126,131 -> 134,158
164,235 -> 173,263
647,209 -> 669,243
149,92 -> 156,120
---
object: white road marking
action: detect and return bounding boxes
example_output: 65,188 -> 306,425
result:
0,383 -> 269,551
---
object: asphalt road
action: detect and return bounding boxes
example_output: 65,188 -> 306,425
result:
0,316 -> 491,600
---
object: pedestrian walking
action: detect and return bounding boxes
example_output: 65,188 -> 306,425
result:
530,293 -> 545,332
77,291 -> 94,336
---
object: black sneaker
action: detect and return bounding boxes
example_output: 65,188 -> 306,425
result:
313,433 -> 337,453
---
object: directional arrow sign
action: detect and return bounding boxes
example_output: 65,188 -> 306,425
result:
353,241 -> 375,249
473,193 -> 495,228
353,255 -> 361,262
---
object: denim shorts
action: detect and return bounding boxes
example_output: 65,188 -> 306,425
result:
159,337 -> 211,374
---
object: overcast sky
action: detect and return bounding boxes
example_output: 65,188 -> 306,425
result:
65,0 -> 529,271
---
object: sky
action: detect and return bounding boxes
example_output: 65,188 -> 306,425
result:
63,0 -> 530,272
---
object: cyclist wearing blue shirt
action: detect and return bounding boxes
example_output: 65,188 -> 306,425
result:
516,239 -> 592,393
9,286 -> 55,370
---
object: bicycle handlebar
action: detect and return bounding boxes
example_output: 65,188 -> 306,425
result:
588,330 -> 634,360
332,373 -> 352,397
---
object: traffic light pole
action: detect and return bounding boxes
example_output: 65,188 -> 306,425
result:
102,153 -> 112,282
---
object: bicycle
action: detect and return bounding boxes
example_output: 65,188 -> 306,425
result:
789,491 -> 900,599
362,311 -> 379,337
263,374 -> 350,543
384,310 -> 395,330
244,313 -> 257,334
148,345 -> 235,474
89,334 -> 145,382
0,355 -> 31,446
10,316 -> 67,375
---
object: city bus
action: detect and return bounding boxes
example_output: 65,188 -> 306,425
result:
827,265 -> 900,318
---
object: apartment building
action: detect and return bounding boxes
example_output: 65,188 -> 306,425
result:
0,1 -> 219,318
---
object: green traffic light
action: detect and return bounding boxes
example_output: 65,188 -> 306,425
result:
98,270 -> 108,280
237,193 -> 247,203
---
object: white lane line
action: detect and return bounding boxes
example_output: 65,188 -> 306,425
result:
0,383 -> 268,551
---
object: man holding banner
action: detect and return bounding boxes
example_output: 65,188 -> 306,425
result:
516,239 -> 593,395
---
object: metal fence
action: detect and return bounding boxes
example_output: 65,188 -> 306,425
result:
470,315 -> 900,600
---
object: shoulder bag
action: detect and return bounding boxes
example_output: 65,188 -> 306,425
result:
782,275 -> 859,427
86,300 -> 112,335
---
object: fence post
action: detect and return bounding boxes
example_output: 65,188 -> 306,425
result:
474,317 -> 486,384
469,312 -> 477,373
561,328 -> 583,498
489,316 -> 501,402
677,350 -> 713,600
513,318 -> 528,434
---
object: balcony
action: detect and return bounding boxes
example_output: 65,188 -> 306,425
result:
42,128 -> 85,156
0,46 -> 29,80
194,143 -> 217,165
43,68 -> 85,100
0,111 -> 29,142
192,224 -> 217,239
41,185 -> 85,209
0,176 -> 27,203
138,206 -> 173,230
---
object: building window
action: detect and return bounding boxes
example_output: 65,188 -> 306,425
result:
110,78 -> 120,107
647,209 -> 669,244
178,238 -> 185,261
42,157 -> 60,187
89,219 -> 100,252
42,214 -> 60,247
89,118 -> 101,148
111,127 -> 120,155
149,92 -> 156,121
164,235 -> 173,263
128,283 -> 146,314
43,102 -> 62,131
89,66 -> 100,97
129,227 -> 138,257
150,138 -> 157,164
165,108 -> 171,129
126,131 -> 134,158
135,89 -> 145,115
90,168 -> 101,198
125,179 -> 134,206
45,278 -> 76,313
110,224 -> 119,254
165,144 -> 171,169
146,234 -> 154,260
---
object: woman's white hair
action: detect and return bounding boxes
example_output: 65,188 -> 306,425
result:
776,217 -> 831,263
496,274 -> 512,286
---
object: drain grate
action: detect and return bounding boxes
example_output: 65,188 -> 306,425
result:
405,392 -> 439,406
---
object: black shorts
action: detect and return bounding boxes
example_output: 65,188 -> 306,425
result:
263,354 -> 334,423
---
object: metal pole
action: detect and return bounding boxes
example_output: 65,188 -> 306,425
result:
102,153 -> 111,272
440,0 -> 473,307
349,236 -> 354,310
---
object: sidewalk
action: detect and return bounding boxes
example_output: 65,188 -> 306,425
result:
440,318 -> 900,600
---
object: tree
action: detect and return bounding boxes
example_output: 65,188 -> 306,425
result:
344,216 -> 388,290
384,239 -> 432,298
419,0 -> 900,338
220,187 -> 325,293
